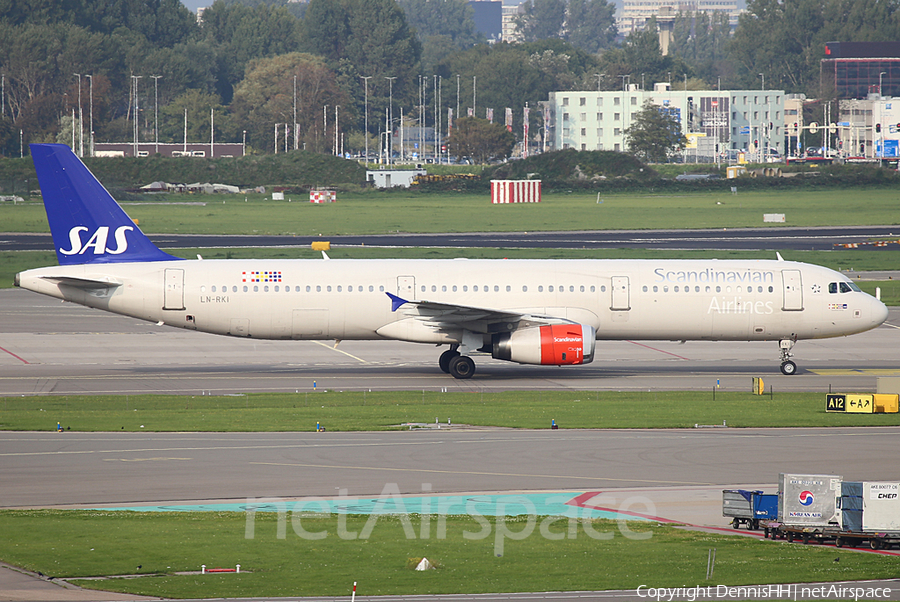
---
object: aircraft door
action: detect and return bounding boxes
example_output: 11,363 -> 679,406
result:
782,269 -> 803,311
610,276 -> 630,311
164,268 -> 185,310
397,276 -> 416,299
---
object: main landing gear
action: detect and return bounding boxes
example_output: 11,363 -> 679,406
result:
779,337 -> 798,375
439,345 -> 475,379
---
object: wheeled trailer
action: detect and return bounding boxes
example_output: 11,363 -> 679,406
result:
760,523 -> 900,549
723,490 -> 778,530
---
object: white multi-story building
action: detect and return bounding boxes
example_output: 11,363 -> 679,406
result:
501,4 -> 524,42
618,0 -> 742,38
547,83 -> 785,161
838,95 -> 900,159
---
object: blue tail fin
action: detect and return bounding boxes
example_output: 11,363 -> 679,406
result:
30,143 -> 178,265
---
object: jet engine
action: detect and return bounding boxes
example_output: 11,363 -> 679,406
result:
491,324 -> 596,366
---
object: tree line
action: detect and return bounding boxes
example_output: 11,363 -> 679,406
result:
2,0 -> 900,158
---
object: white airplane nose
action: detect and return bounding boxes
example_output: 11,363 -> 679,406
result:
873,297 -> 890,327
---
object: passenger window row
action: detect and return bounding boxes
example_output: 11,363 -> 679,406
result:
643,285 -> 776,294
205,284 -> 604,294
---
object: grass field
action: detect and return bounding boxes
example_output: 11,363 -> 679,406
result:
3,187 -> 900,235
4,391 -> 899,431
0,510 -> 896,599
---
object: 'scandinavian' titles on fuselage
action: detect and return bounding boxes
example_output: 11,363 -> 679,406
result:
14,144 -> 889,379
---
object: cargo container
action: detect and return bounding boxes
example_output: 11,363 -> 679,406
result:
841,481 -> 900,532
762,479 -> 900,549
778,473 -> 841,528
753,493 -> 779,521
863,482 -> 900,530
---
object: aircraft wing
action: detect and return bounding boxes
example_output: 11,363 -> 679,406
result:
386,292 -> 573,334
39,275 -> 123,290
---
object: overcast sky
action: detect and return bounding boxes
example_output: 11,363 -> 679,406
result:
180,0 -> 206,12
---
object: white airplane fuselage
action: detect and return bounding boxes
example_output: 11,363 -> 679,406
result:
16,257 -> 886,345
17,143 -> 891,378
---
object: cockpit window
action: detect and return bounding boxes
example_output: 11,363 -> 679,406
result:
832,281 -> 862,293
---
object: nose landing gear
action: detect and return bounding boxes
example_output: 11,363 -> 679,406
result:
779,337 -> 797,375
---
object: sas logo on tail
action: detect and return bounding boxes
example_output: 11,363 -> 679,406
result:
59,226 -> 133,256
798,490 -> 814,506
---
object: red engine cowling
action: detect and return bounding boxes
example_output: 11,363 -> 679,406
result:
492,324 -> 596,366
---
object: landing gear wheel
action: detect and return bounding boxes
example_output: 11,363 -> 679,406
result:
448,355 -> 475,379
439,349 -> 460,374
780,360 -> 797,375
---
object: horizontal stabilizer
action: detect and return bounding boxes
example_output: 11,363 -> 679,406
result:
39,275 -> 122,290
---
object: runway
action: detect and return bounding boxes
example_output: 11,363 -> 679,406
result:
3,225 -> 900,252
1,288 -> 898,396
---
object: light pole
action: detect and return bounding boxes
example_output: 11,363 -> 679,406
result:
456,74 -> 460,124
131,75 -> 142,157
85,74 -> 93,156
594,73 -> 602,91
385,76 -> 396,165
361,76 -> 371,163
334,105 -> 339,156
242,130 -> 246,156
323,104 -> 328,154
759,73 -> 765,162
74,73 -> 83,156
880,72 -> 887,164
293,75 -> 297,151
151,75 -> 161,155
433,74 -> 438,162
